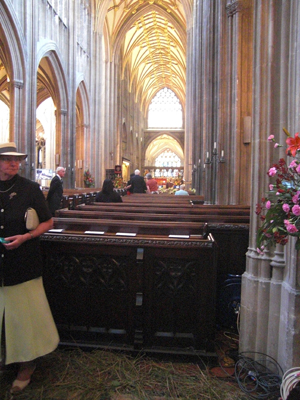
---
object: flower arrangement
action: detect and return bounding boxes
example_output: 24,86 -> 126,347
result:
113,176 -> 124,189
83,169 -> 95,188
256,129 -> 300,253
173,178 -> 182,186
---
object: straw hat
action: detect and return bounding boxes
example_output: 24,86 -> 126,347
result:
0,142 -> 27,159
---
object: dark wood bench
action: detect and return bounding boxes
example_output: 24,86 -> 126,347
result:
51,216 -> 208,237
41,218 -> 217,355
55,209 -> 250,224
42,197 -> 250,353
53,207 -> 250,312
122,193 -> 205,203
75,203 -> 250,216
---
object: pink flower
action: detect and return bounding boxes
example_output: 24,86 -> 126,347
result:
289,160 -> 297,168
268,135 -> 274,141
274,143 -> 279,148
266,200 -> 272,209
284,219 -> 290,226
292,205 -> 300,216
257,246 -> 264,255
287,224 -> 298,233
282,204 -> 290,213
268,167 -> 277,177
292,194 -> 299,204
269,184 -> 274,190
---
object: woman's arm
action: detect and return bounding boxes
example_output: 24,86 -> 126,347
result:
3,218 -> 54,250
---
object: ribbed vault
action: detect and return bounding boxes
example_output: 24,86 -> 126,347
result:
101,0 -> 187,114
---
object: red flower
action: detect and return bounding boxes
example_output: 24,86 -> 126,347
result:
286,132 -> 300,156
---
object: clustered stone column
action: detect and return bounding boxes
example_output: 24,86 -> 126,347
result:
240,0 -> 300,371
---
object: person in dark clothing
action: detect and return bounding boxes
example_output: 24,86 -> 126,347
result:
46,166 -> 65,215
125,173 -> 134,195
95,179 -> 123,202
0,142 -> 59,394
130,169 -> 147,193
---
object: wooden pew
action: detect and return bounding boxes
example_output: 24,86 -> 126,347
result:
51,216 -> 208,237
55,209 -> 250,224
122,193 -> 205,204
43,197 -> 250,351
41,218 -> 217,355
68,203 -> 250,330
54,206 -> 250,288
75,203 -> 250,217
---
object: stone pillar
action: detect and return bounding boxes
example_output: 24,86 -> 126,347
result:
240,0 -> 300,371
8,79 -> 24,144
188,0 -> 211,197
184,27 -> 194,190
267,245 -> 285,360
240,0 -> 281,356
59,108 -> 68,169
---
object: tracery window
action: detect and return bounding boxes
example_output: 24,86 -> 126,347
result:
148,88 -> 183,129
155,149 -> 181,167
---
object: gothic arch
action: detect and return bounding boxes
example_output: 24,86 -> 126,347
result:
36,40 -> 68,112
0,0 -> 26,83
0,0 -> 27,147
75,78 -> 90,187
144,134 -> 184,166
35,41 -> 69,169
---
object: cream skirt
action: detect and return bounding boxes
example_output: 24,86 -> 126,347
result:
0,276 -> 59,365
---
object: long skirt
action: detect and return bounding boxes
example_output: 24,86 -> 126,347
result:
0,276 -> 59,365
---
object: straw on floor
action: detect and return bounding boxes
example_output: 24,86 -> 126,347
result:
0,345 -> 247,400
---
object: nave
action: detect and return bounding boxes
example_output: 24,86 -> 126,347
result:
1,0 -> 300,383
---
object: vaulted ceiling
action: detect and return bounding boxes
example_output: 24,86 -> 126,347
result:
102,0 -> 187,112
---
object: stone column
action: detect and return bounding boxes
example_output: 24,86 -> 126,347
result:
267,245 -> 285,360
8,79 -> 24,144
240,0 -> 281,355
240,1 -> 300,371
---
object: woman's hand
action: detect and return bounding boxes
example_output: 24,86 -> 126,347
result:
3,218 -> 53,251
3,234 -> 28,250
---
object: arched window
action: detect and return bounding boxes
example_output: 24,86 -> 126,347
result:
155,149 -> 181,167
148,88 -> 182,129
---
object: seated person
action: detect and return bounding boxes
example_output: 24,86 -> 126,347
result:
146,173 -> 159,194
95,179 -> 123,202
175,184 -> 189,195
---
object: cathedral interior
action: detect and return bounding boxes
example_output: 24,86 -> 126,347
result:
0,0 -> 299,375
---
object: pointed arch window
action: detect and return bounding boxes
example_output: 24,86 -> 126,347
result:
155,149 -> 181,167
148,88 -> 183,129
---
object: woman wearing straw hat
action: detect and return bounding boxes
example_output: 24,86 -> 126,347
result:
0,142 -> 59,394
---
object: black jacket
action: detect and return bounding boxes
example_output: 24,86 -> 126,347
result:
47,175 -> 63,215
0,174 -> 52,286
130,175 -> 147,193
